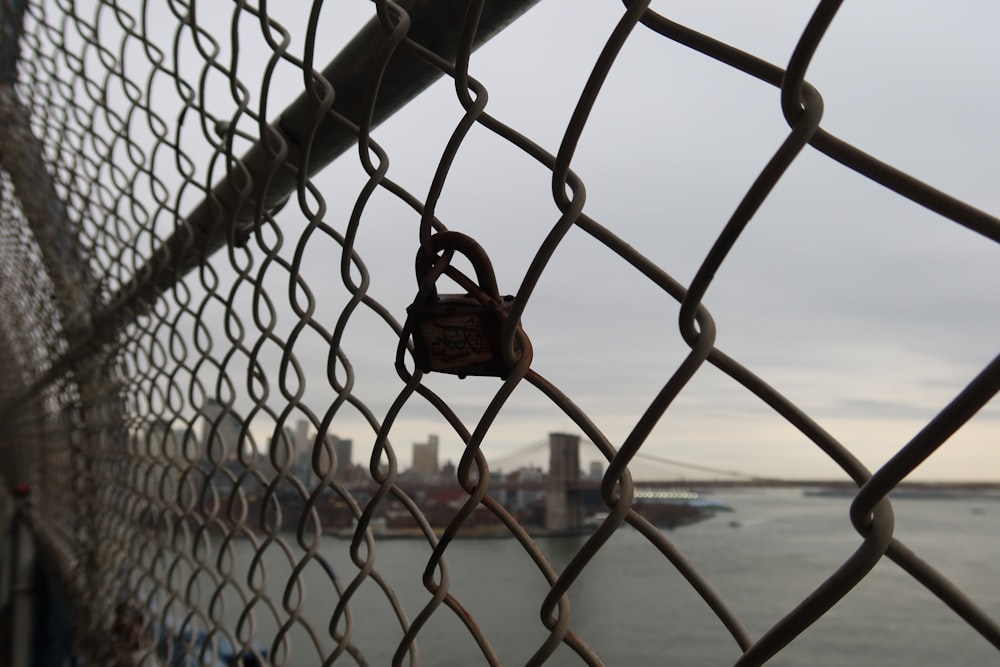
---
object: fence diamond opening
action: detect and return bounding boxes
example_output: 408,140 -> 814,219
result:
1,0 -> 998,665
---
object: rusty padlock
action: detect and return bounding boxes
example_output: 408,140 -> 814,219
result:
407,232 -> 527,379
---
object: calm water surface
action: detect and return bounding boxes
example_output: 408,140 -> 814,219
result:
207,488 -> 1000,665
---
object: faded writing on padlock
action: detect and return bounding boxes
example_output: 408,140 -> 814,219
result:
407,232 -> 526,379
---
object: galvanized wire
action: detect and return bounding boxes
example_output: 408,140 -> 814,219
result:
0,0 -> 998,665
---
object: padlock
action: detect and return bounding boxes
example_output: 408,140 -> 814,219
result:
406,232 -> 527,379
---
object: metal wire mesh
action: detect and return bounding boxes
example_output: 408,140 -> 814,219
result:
1,0 -> 998,665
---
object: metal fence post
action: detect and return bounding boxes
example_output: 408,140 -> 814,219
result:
7,484 -> 34,667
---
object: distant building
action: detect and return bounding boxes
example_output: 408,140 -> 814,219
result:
295,419 -> 310,464
285,419 -> 356,485
318,433 -> 354,481
589,461 -> 603,480
330,435 -> 352,471
289,421 -> 313,482
271,427 -> 297,472
411,434 -> 440,478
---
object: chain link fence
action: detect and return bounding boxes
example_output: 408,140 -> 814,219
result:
1,0 -> 999,664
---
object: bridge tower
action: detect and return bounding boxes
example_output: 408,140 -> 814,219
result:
545,432 -> 581,532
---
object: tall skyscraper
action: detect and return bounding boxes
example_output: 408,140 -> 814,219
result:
295,419 -> 310,462
331,435 -> 352,472
290,419 -> 312,482
411,434 -> 440,478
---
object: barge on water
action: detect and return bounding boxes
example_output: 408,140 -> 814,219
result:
628,488 -> 733,529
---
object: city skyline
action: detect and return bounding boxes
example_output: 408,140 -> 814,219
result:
142,390 -> 996,483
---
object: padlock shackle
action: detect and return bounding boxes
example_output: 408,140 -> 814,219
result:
415,231 -> 501,303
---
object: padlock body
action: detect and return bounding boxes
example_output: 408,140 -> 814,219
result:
409,294 -> 519,378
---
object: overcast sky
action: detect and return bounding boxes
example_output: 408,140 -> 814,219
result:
79,1 -> 999,481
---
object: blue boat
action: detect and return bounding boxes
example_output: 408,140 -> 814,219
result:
156,627 -> 268,666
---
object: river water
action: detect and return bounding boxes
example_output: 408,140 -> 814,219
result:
185,488 -> 1000,666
